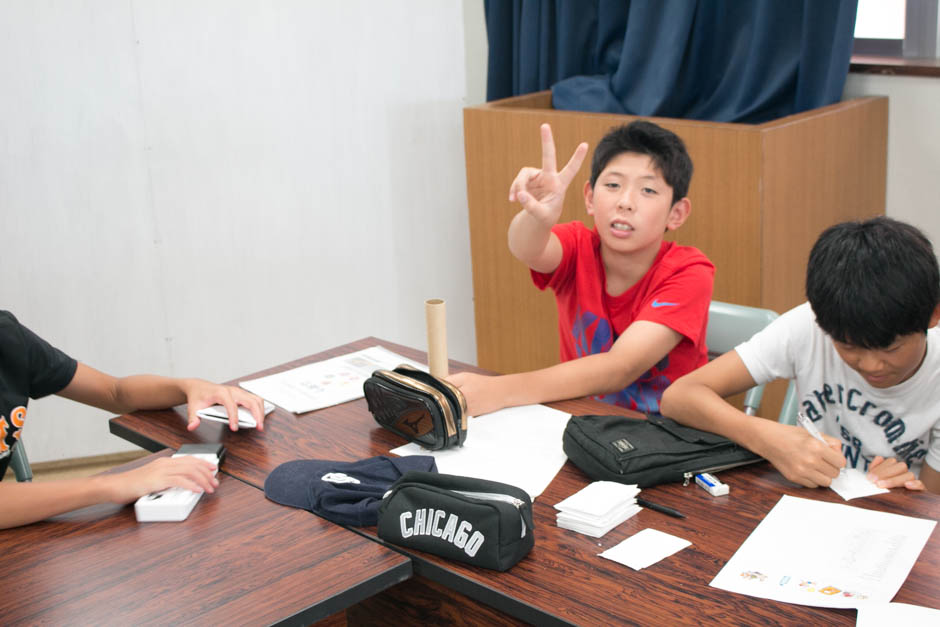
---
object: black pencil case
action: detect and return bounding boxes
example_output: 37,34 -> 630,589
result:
377,471 -> 534,571
563,413 -> 763,488
363,365 -> 467,450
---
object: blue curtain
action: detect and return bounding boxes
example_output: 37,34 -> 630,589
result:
484,0 -> 858,124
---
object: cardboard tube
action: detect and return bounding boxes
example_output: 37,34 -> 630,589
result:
425,298 -> 448,378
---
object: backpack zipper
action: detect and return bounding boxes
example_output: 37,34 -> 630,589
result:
682,458 -> 761,486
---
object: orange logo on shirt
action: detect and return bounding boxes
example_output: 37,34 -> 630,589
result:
1,406 -> 27,454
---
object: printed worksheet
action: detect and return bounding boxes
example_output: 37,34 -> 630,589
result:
710,495 -> 935,608
239,346 -> 425,413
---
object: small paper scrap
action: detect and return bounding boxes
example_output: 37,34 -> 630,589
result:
599,528 -> 691,570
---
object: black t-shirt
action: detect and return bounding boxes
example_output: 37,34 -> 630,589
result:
0,311 -> 77,479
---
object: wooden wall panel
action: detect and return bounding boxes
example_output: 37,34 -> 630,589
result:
760,98 -> 888,314
663,124 -> 763,307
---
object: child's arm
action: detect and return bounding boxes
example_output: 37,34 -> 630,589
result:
450,319 -> 682,417
0,455 -> 218,529
58,363 -> 266,431
507,123 -> 588,273
660,351 -> 846,488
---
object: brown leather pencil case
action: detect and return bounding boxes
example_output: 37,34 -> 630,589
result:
363,365 -> 468,450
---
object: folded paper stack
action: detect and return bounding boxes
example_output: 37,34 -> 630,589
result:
554,481 -> 641,538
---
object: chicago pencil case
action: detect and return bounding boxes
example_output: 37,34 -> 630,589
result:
377,471 -> 534,571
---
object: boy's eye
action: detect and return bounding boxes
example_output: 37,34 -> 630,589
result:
642,187 -> 658,195
604,183 -> 619,190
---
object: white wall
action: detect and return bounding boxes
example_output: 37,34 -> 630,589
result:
2,0 -> 486,463
843,73 -> 940,244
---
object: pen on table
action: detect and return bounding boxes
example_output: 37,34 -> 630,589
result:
637,498 -> 685,519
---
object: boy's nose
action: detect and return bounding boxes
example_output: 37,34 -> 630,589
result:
616,192 -> 634,211
856,352 -> 884,374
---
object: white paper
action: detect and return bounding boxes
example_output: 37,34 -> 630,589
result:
390,404 -> 570,499
551,481 -> 649,537
557,501 -> 640,528
599,528 -> 692,570
555,481 -> 640,517
829,468 -> 890,501
710,495 -> 936,608
856,602 -> 940,625
557,503 -> 641,538
239,346 -> 424,413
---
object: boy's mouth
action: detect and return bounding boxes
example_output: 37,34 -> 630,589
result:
610,220 -> 634,234
860,371 -> 891,385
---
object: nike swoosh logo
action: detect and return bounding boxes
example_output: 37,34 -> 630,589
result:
651,300 -> 678,308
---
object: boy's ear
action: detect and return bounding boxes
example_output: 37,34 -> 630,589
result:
665,197 -> 691,231
929,303 -> 940,328
583,180 -> 594,216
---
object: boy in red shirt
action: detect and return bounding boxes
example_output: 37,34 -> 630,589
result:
450,121 -> 714,416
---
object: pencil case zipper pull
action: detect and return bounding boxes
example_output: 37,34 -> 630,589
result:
452,490 -> 527,538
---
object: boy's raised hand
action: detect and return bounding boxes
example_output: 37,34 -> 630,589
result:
509,123 -> 588,226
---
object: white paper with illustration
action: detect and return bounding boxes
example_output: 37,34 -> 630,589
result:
710,495 -> 935,608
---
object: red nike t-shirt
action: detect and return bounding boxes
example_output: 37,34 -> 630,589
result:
531,221 -> 714,412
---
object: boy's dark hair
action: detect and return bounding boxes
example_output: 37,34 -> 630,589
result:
807,216 -> 940,348
589,120 -> 693,204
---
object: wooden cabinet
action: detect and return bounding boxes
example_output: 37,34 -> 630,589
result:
463,92 -> 887,378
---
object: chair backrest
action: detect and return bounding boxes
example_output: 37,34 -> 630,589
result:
10,439 -> 33,482
706,301 -> 778,360
706,301 -> 797,424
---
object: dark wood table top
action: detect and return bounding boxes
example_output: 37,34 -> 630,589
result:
0,450 -> 411,626
110,338 -> 940,626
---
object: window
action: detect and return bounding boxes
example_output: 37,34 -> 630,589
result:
854,0 -> 938,58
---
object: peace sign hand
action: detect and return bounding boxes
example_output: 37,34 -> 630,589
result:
508,123 -> 588,226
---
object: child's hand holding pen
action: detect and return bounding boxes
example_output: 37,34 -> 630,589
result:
759,414 -> 845,488
796,411 -> 841,449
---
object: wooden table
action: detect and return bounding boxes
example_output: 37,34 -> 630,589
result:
0,451 -> 411,626
110,338 -> 940,626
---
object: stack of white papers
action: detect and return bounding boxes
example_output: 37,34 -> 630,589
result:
554,481 -> 641,538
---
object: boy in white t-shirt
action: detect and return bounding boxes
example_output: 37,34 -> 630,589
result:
661,217 -> 940,493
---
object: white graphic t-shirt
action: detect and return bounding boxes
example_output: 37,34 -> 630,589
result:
735,302 -> 940,477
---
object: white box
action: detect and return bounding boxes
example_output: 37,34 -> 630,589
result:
134,453 -> 219,522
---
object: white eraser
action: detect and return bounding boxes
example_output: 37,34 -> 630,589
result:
695,472 -> 729,497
